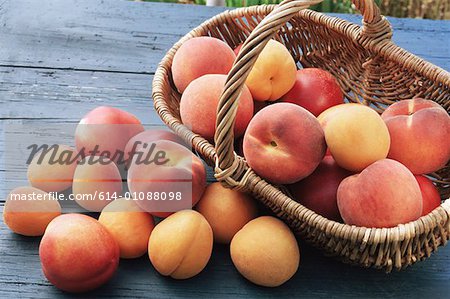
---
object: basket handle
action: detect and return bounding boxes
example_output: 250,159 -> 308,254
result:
214,0 -> 391,187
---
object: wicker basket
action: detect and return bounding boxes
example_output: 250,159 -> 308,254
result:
153,0 -> 450,272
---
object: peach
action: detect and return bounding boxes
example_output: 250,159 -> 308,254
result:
381,98 -> 450,174
230,216 -> 300,287
27,144 -> 78,192
180,74 -> 253,141
281,68 -> 344,116
415,175 -> 441,216
288,155 -> 351,221
318,103 -> 390,172
337,159 -> 422,228
172,36 -> 236,93
99,198 -> 155,258
245,40 -> 296,101
124,129 -> 185,163
75,106 -> 144,164
72,156 -> 123,212
39,214 -> 119,293
243,103 -> 326,184
196,182 -> 258,244
148,210 -> 213,279
127,140 -> 206,218
3,186 -> 61,236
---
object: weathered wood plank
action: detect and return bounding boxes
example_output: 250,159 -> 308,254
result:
0,67 -> 157,121
1,1 -> 450,298
0,0 -> 448,73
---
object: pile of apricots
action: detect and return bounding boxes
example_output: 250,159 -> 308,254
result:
3,36 -> 450,292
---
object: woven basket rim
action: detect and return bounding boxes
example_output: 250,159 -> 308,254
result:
152,4 -> 450,270
219,6 -> 450,85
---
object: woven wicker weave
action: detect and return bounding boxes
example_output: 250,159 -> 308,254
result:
153,0 -> 450,272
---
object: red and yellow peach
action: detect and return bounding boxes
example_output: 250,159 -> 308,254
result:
243,103 -> 326,184
127,140 -> 206,218
180,74 -> 253,141
39,214 -> 120,293
337,159 -> 422,228
172,36 -> 236,93
381,98 -> 450,175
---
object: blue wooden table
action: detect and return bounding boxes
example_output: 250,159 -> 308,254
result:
0,0 -> 449,298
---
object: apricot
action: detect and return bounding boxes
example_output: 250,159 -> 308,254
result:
288,155 -> 351,221
148,210 -> 213,279
127,140 -> 206,218
99,198 -> 155,258
172,36 -> 236,93
27,144 -> 78,192
196,182 -> 258,244
72,156 -> 122,212
243,103 -> 326,184
75,106 -> 144,164
245,40 -> 296,101
180,74 -> 253,141
318,103 -> 390,172
39,214 -> 119,293
381,98 -> 450,174
230,216 -> 300,287
3,186 -> 61,236
415,175 -> 441,216
337,159 -> 422,228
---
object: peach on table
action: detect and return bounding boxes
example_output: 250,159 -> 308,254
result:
39,214 -> 120,293
124,129 -> 186,163
75,106 -> 144,164
127,140 -> 206,218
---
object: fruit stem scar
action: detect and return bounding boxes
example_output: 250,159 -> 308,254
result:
270,141 -> 277,147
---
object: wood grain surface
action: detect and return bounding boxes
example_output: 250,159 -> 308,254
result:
0,0 -> 449,298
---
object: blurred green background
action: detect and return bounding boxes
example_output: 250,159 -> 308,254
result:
138,0 -> 450,19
